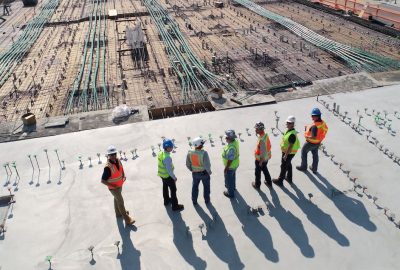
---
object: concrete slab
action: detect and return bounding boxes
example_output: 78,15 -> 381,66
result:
0,85 -> 399,269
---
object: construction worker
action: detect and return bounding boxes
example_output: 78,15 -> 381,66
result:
296,108 -> 328,173
222,130 -> 240,198
252,122 -> 272,189
157,139 -> 184,211
101,145 -> 135,225
273,116 -> 300,186
186,137 -> 212,205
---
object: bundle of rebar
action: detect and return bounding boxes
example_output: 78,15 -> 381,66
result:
0,0 -> 60,88
234,0 -> 400,72
64,0 -> 109,114
142,0 -> 236,103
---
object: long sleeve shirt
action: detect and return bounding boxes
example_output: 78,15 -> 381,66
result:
163,156 -> 177,180
186,150 -> 212,175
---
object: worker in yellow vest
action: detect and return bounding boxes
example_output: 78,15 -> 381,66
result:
273,116 -> 300,186
157,139 -> 184,211
186,137 -> 212,205
296,108 -> 328,173
101,145 -> 135,225
222,130 -> 240,198
252,122 -> 272,189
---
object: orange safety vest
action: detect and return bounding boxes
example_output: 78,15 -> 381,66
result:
254,132 -> 272,161
305,120 -> 328,144
105,159 -> 125,190
188,150 -> 205,172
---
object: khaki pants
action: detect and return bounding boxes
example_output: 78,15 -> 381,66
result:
109,187 -> 127,216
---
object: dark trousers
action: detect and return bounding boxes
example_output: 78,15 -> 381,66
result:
300,141 -> 320,171
161,176 -> 178,207
278,152 -> 295,182
255,160 -> 271,186
192,171 -> 211,203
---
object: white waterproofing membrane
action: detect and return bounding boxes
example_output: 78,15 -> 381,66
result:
0,85 -> 399,270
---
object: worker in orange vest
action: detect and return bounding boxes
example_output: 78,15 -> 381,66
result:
101,145 -> 135,225
186,137 -> 212,205
296,108 -> 328,173
252,122 -> 272,189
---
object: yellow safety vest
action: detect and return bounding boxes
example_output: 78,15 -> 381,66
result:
222,140 -> 240,169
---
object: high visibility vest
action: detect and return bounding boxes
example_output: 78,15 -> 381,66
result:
188,150 -> 205,172
105,159 -> 124,190
305,120 -> 328,144
157,151 -> 173,178
254,132 -> 272,161
281,129 -> 300,154
222,140 -> 240,169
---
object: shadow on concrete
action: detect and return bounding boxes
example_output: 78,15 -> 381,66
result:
167,208 -> 207,270
307,171 -> 377,232
282,184 -> 350,246
259,189 -> 315,258
231,192 -> 279,262
194,203 -> 245,270
116,219 -> 141,270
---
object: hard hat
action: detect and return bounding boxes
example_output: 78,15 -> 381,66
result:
311,108 -> 321,116
192,137 -> 205,148
254,122 -> 265,130
286,115 -> 296,123
163,139 -> 174,149
107,145 -> 118,155
225,129 -> 237,139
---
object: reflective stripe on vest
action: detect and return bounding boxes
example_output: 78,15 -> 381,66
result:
105,159 -> 124,189
281,129 -> 300,154
305,120 -> 328,144
157,151 -> 173,178
189,150 -> 205,172
222,140 -> 240,169
254,132 -> 272,160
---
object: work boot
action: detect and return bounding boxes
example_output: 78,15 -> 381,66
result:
172,204 -> 184,211
309,166 -> 317,174
124,214 -> 135,225
252,181 -> 260,190
272,178 -> 283,186
296,166 -> 307,172
264,180 -> 273,188
223,190 -> 233,198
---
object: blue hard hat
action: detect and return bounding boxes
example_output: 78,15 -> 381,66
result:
163,139 -> 174,149
311,108 -> 321,116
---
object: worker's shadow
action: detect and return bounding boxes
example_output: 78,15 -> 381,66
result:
116,219 -> 141,270
231,192 -> 279,262
281,184 -> 350,246
306,171 -> 376,232
258,189 -> 315,258
166,208 -> 207,270
195,203 -> 245,270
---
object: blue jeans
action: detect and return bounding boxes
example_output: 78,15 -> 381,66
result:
300,141 -> 320,171
192,171 -> 211,203
224,169 -> 236,197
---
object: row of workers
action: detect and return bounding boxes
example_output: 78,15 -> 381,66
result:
101,108 -> 328,224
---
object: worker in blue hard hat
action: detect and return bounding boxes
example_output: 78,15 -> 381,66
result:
222,129 -> 240,198
296,108 -> 328,173
157,139 -> 184,211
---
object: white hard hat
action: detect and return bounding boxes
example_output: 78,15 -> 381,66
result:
107,145 -> 118,155
192,137 -> 205,148
286,116 -> 296,123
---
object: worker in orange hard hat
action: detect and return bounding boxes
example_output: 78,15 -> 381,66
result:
101,145 -> 135,225
296,108 -> 328,173
186,137 -> 212,205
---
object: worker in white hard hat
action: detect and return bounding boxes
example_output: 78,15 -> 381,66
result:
252,121 -> 272,189
186,137 -> 212,205
273,116 -> 300,186
101,145 -> 135,225
222,129 -> 240,198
